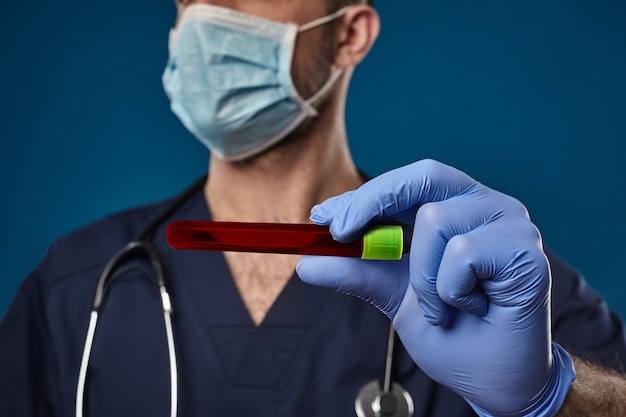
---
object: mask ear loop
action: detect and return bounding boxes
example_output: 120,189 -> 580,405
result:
295,7 -> 352,112
304,68 -> 343,111
298,6 -> 352,32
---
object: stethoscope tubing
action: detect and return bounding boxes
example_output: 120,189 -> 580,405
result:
76,311 -> 98,417
74,176 -> 206,417
75,241 -> 179,417
162,289 -> 178,417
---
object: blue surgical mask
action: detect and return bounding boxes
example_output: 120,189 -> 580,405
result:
162,4 -> 347,161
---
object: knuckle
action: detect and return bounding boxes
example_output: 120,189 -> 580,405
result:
513,218 -> 543,244
415,158 -> 443,173
504,193 -> 531,219
414,201 -> 447,233
446,234 -> 474,259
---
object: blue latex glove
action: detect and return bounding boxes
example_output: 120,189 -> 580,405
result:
296,159 -> 575,417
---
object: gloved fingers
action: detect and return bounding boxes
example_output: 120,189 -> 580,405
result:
434,233 -> 488,317
296,256 -> 410,319
309,159 -> 477,242
408,193 -> 495,325
408,188 -> 535,325
435,219 -> 550,314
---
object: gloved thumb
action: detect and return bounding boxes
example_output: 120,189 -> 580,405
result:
297,256 -> 409,319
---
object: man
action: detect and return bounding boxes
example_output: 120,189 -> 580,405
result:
1,0 -> 625,416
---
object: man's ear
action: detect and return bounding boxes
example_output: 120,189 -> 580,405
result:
334,5 -> 380,68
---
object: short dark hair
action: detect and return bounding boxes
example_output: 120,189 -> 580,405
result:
327,0 -> 374,12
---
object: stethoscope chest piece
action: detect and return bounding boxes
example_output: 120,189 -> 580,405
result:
355,380 -> 414,417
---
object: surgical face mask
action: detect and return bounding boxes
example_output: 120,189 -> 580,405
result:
162,4 -> 348,161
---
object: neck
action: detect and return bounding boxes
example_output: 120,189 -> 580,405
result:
205,90 -> 363,223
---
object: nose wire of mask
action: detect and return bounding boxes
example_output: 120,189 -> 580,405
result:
162,4 -> 349,161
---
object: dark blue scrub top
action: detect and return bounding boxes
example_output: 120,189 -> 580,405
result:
1,182 -> 625,417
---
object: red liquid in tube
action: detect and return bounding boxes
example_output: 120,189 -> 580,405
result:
166,220 -> 364,257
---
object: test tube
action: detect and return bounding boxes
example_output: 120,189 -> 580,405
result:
166,221 -> 409,260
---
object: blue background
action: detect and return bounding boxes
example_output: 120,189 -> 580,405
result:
1,1 -> 625,320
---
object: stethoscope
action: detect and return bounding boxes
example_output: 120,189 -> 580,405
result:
75,176 -> 414,417
355,323 -> 415,417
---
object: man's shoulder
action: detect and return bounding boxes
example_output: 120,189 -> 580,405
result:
42,195 -> 178,284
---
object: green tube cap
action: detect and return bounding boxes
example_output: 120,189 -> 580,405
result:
361,225 -> 404,260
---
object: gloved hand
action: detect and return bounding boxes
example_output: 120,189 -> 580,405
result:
296,159 -> 575,417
